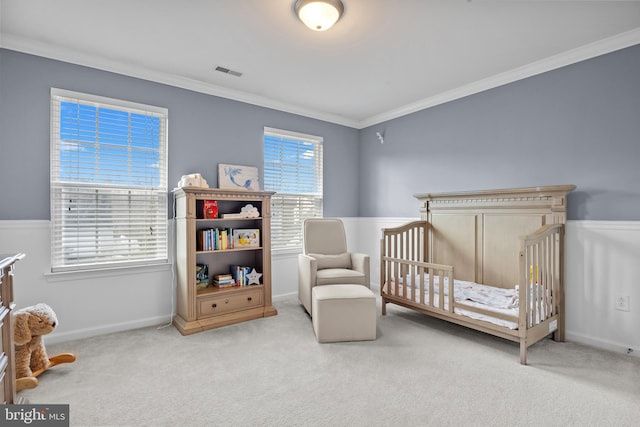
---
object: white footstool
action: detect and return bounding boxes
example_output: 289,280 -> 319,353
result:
311,284 -> 377,343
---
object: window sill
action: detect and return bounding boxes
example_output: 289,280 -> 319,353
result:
44,261 -> 172,282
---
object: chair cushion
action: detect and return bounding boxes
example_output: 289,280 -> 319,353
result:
316,268 -> 365,286
308,252 -> 352,270
303,219 -> 348,255
312,285 -> 377,343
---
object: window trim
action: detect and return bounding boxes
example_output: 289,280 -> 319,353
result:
50,88 -> 169,272
263,127 -> 323,252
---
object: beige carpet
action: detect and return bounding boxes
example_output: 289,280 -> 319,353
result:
20,294 -> 640,426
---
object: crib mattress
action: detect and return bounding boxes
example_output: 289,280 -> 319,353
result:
383,275 -> 522,329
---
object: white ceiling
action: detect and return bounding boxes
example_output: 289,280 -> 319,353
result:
2,0 -> 640,128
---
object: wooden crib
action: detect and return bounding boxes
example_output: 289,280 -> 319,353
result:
380,185 -> 575,364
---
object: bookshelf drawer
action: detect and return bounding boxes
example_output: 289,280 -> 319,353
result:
198,289 -> 263,318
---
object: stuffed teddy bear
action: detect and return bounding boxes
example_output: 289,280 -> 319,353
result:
13,303 -> 58,379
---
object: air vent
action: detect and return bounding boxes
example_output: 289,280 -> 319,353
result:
215,66 -> 242,77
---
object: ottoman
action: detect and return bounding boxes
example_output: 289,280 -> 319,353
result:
311,284 -> 377,343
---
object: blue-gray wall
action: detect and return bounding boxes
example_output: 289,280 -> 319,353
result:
0,49 -> 360,220
359,44 -> 640,220
2,45 -> 640,221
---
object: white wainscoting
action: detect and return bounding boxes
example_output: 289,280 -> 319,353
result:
565,221 -> 640,356
340,217 -> 417,293
1,219 -> 638,357
271,250 -> 299,298
0,220 -> 175,344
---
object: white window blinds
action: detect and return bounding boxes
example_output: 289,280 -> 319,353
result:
50,88 -> 168,272
263,127 -> 323,251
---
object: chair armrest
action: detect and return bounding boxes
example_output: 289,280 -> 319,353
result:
350,253 -> 370,288
298,254 -> 318,315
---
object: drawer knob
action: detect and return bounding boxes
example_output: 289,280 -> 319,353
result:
224,299 -> 229,304
247,297 -> 252,302
212,303 -> 217,308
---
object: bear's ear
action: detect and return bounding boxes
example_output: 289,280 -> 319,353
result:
14,312 -> 32,345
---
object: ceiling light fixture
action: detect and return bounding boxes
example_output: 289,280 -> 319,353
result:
294,0 -> 344,32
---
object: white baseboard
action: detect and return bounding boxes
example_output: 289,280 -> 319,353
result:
46,315 -> 173,345
273,291 -> 297,300
566,331 -> 638,358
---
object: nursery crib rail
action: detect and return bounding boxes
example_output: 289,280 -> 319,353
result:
380,222 -> 520,323
380,219 -> 567,365
380,221 -> 456,315
519,223 -> 565,340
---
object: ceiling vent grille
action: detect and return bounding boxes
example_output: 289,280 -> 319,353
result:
215,66 -> 242,77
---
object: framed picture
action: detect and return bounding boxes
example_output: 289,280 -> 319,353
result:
233,229 -> 260,248
218,164 -> 260,191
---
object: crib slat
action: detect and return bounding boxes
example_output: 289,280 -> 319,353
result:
538,241 -> 544,322
527,247 -> 534,329
438,269 -> 441,308
419,264 -> 425,305
428,268 -> 434,307
544,234 -> 551,318
394,236 -> 398,297
550,232 -> 556,316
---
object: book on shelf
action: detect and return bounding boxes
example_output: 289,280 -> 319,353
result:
212,273 -> 239,289
197,227 -> 235,251
230,265 -> 252,286
203,200 -> 218,219
221,212 -> 245,219
213,280 -> 238,289
220,229 -> 228,250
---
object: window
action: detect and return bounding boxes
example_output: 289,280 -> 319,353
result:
50,88 -> 168,272
263,127 -> 323,251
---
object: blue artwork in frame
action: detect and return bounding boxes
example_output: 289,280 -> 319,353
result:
218,164 -> 260,191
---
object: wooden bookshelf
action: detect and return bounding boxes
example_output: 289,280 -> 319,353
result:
172,188 -> 277,335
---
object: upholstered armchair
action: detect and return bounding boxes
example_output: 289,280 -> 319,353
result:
298,218 -> 370,315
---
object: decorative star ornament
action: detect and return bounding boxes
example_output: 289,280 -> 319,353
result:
247,268 -> 262,285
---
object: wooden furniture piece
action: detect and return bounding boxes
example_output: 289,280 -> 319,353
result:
380,185 -> 575,364
1,253 -> 24,404
173,188 -> 277,335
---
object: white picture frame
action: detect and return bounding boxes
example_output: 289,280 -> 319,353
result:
233,229 -> 260,248
218,164 -> 260,191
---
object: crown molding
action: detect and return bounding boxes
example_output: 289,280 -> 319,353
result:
0,34 -> 361,129
359,28 -> 640,129
2,28 -> 639,130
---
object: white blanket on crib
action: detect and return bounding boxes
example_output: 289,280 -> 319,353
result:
399,274 -> 518,309
389,274 -> 544,329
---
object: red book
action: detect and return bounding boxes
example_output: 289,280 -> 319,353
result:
203,200 -> 218,219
